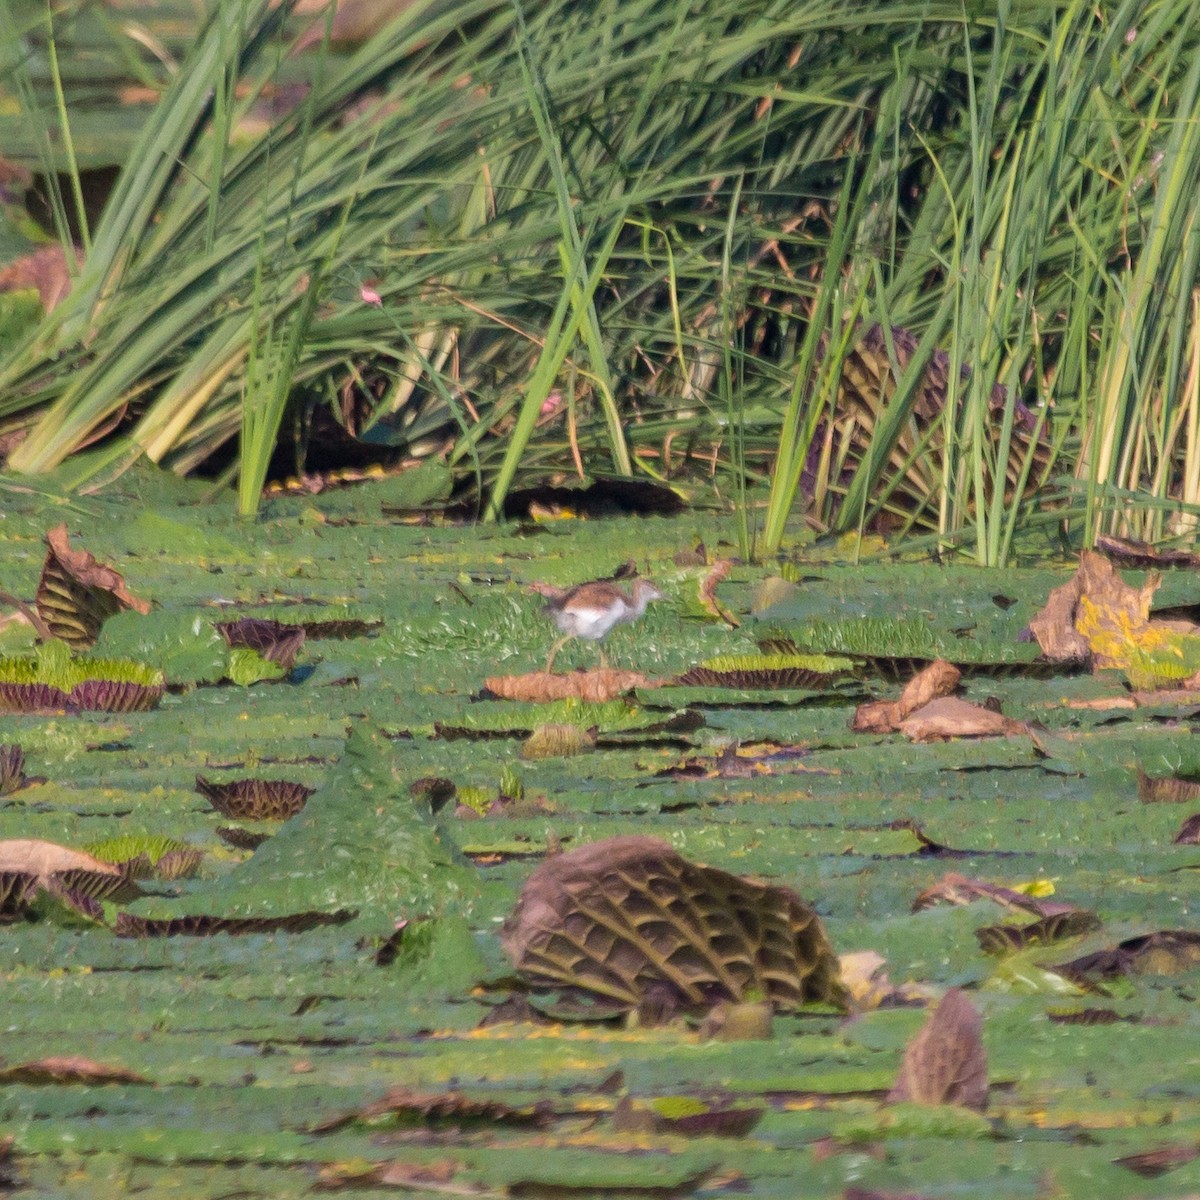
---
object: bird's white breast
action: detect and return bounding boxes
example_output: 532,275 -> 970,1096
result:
556,599 -> 630,640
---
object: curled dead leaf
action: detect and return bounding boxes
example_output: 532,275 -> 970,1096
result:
0,1056 -> 151,1086
35,525 -> 150,648
0,838 -> 125,884
851,660 -> 960,733
1058,930 -> 1200,980
215,618 -> 306,668
911,872 -> 1076,919
1026,567 -> 1091,663
1028,551 -> 1197,675
1114,1142 -> 1200,1178
888,988 -> 988,1112
485,669 -> 659,702
312,1084 -> 553,1134
897,696 -> 1026,742
1138,769 -> 1200,804
837,950 -> 933,1010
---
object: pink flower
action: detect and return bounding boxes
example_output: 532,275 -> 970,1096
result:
360,286 -> 383,307
540,390 -> 563,417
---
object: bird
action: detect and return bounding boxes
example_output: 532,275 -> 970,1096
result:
540,577 -> 663,672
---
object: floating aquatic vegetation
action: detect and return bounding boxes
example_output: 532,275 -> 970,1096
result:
194,776 -> 315,821
776,617 -> 1057,678
1058,930 -> 1200,980
1028,551 -> 1200,688
675,653 -> 853,690
0,640 -> 164,713
0,1056 -> 152,1086
313,1084 -> 553,1133
33,524 -> 150,649
215,617 -> 307,669
0,838 -> 142,917
84,834 -> 203,881
501,835 -> 846,1017
1137,769 -> 1200,804
521,723 -> 597,759
975,910 -> 1101,956
214,826 -> 272,851
114,909 -> 356,938
484,668 -> 659,703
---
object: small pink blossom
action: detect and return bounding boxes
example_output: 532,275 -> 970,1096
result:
540,390 -> 564,417
360,286 -> 383,307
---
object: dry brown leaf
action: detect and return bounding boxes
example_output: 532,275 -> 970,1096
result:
850,698 -> 904,733
1138,770 -> 1200,804
313,1156 -> 492,1195
888,988 -> 988,1112
911,872 -> 1076,919
1114,1142 -> 1200,1178
837,950 -> 934,1010
35,525 -> 150,648
898,659 -> 962,714
1027,567 -> 1090,662
313,1085 -> 552,1134
0,244 -> 83,311
485,668 -> 659,702
0,1056 -> 151,1086
1174,814 -> 1200,845
1027,550 -> 1195,671
1095,534 -> 1200,571
0,838 -> 123,883
897,696 -> 1026,742
851,660 -> 960,733
1059,930 -> 1200,980
1074,551 -> 1164,667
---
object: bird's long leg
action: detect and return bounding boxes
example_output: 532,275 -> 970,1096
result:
546,634 -> 571,673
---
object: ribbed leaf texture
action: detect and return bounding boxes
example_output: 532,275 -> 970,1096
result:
50,868 -> 141,904
35,525 -> 150,649
0,744 -> 26,794
677,653 -> 852,690
85,835 -> 202,881
0,870 -> 38,917
299,618 -> 383,640
114,909 -> 356,938
501,836 -> 846,1014
215,618 -> 306,668
215,826 -> 271,851
67,679 -> 164,713
0,683 -> 66,713
194,776 -> 315,820
0,653 -> 164,713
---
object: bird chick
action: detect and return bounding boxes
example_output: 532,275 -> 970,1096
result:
542,577 -> 662,672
